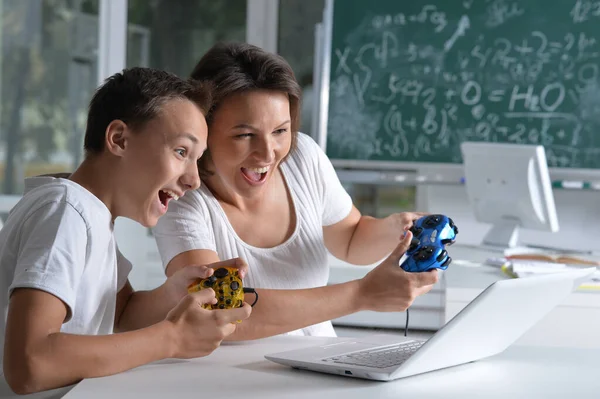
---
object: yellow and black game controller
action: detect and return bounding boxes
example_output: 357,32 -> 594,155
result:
188,267 -> 256,310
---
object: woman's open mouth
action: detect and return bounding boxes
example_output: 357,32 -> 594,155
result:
241,166 -> 269,185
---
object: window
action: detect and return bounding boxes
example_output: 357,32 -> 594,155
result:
348,184 -> 417,218
126,0 -> 247,77
278,0 -> 324,136
0,0 -> 99,194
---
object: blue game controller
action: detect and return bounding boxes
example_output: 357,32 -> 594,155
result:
400,214 -> 458,272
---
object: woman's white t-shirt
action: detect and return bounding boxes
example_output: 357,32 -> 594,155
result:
154,133 -> 353,336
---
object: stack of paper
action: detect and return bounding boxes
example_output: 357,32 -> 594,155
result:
499,259 -> 600,290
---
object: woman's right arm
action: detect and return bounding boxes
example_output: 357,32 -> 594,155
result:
165,233 -> 438,341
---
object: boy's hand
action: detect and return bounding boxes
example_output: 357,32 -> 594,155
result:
357,231 -> 439,312
162,258 -> 249,306
165,289 -> 252,358
206,257 -> 249,279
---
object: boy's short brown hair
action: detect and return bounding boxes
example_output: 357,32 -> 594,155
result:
84,67 -> 212,156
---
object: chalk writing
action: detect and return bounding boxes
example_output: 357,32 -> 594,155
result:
328,0 -> 600,168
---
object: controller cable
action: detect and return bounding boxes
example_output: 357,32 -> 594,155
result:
403,234 -> 418,337
243,287 -> 259,307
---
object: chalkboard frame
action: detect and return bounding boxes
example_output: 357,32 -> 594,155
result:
315,0 -> 600,185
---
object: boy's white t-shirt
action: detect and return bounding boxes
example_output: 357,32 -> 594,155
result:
154,133 -> 353,337
0,177 -> 132,390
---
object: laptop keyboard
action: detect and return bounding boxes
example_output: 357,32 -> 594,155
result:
321,341 -> 425,369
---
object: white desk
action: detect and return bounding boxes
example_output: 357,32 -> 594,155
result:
329,244 -> 600,348
62,335 -> 600,398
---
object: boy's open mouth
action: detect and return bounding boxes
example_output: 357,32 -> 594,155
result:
158,189 -> 180,208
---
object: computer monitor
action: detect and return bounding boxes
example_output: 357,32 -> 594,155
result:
460,142 -> 559,249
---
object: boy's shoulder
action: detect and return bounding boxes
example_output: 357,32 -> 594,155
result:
11,176 -> 109,225
23,176 -> 90,204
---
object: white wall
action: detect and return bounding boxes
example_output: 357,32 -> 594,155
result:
245,0 -> 279,52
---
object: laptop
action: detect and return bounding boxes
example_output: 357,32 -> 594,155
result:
265,268 -> 595,381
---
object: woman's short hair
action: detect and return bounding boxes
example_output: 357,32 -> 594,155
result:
190,42 -> 302,178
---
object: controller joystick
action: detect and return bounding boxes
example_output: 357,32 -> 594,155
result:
187,267 -> 245,310
408,237 -> 420,253
409,225 -> 423,237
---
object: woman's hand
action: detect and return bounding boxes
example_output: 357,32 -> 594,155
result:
356,231 -> 439,312
391,212 -> 429,236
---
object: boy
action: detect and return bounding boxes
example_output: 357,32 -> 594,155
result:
0,67 -> 251,396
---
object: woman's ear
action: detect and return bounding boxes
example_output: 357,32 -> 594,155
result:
105,120 -> 129,156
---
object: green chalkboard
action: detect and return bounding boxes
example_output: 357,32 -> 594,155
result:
326,0 -> 600,169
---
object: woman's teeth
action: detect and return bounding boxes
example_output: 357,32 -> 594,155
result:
247,166 -> 269,174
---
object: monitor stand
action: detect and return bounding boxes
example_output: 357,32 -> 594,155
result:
482,220 -> 519,249
480,223 -> 591,256
478,222 -> 539,256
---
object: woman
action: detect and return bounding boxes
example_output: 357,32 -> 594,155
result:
153,42 -> 438,338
